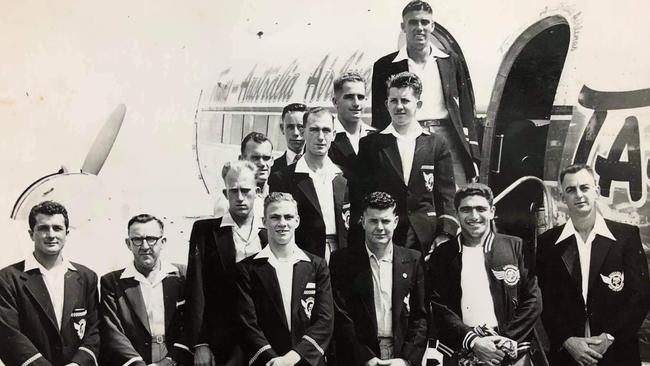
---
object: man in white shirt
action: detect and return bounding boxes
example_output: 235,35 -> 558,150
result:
427,183 -> 541,366
271,103 -> 307,175
331,192 -> 427,366
235,192 -> 333,366
371,0 -> 481,185
101,214 -> 191,366
537,164 -> 650,366
185,161 -> 268,366
0,200 -> 99,366
269,107 -> 349,262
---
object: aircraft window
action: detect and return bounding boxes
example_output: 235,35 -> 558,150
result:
242,114 -> 256,138
267,115 -> 285,151
253,115 -> 269,136
229,114 -> 244,145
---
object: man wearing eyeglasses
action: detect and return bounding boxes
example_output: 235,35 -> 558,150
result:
100,214 -> 191,366
0,201 -> 99,366
185,161 -> 269,366
271,103 -> 307,175
269,106 -> 349,263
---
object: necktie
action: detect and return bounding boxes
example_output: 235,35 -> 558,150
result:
293,153 -> 302,164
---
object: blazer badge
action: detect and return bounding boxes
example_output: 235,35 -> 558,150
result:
492,265 -> 520,286
342,203 -> 351,230
421,165 -> 435,192
600,271 -> 624,292
301,297 -> 314,319
73,319 -> 86,339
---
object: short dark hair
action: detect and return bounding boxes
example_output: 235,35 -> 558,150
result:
264,192 -> 298,216
29,201 -> 69,230
361,192 -> 397,213
402,0 -> 433,17
281,103 -> 308,120
454,183 -> 494,210
302,106 -> 334,128
387,71 -> 423,99
127,214 -> 164,232
333,71 -> 366,94
241,132 -> 273,155
559,163 -> 596,185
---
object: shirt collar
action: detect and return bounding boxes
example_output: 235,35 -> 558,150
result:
393,43 -> 449,63
221,211 -> 265,230
285,149 -> 299,164
254,243 -> 311,263
555,213 -> 616,245
120,259 -> 178,282
380,123 -> 429,139
294,155 -> 342,176
334,118 -> 374,138
24,253 -> 76,273
365,243 -> 394,262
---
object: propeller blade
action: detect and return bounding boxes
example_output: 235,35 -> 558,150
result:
81,103 -> 126,175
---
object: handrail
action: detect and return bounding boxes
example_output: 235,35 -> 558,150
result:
493,176 -> 556,230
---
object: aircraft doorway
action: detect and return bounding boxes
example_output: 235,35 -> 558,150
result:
481,16 -> 570,239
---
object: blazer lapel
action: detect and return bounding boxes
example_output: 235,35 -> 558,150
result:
295,173 -> 322,217
558,236 -> 582,296
391,248 -> 410,329
215,226 -> 236,271
61,269 -> 82,328
291,261 -> 312,328
162,271 -> 182,330
334,133 -> 355,158
354,249 -> 378,334
254,260 -> 289,330
588,235 -> 613,294
380,136 -> 404,185
436,57 -> 465,141
122,278 -> 151,334
21,270 -> 58,331
408,135 -> 429,188
333,174 -> 346,211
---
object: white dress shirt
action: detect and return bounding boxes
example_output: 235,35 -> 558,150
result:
460,244 -> 499,328
285,149 -> 300,165
555,213 -> 615,336
380,124 -> 428,185
295,156 -> 341,237
254,244 -> 311,331
366,244 -> 394,337
24,254 -> 77,330
220,211 -> 264,263
393,44 -> 450,121
121,260 -> 179,336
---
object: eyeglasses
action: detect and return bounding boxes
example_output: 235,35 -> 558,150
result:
129,236 -> 163,247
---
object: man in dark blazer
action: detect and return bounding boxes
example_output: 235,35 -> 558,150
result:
0,200 -> 99,366
185,161 -> 268,366
537,164 -> 650,366
354,71 -> 457,254
235,192 -> 333,366
371,0 -> 480,184
101,214 -> 192,366
271,103 -> 307,176
269,106 -> 349,262
331,192 -> 427,366
329,71 -> 376,180
427,183 -> 541,366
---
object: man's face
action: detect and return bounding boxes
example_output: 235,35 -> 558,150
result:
225,169 -> 258,220
29,213 -> 68,258
457,195 -> 495,241
264,200 -> 300,246
281,112 -> 305,154
125,220 -> 165,272
362,207 -> 398,248
386,87 -> 421,127
561,169 -> 600,218
302,113 -> 334,157
401,10 -> 434,49
241,140 -> 273,185
333,81 -> 366,126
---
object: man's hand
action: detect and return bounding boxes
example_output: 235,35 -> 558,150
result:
563,337 -> 603,366
376,358 -> 409,366
471,336 -> 506,365
364,357 -> 381,366
587,333 -> 614,356
266,350 -> 301,366
194,345 -> 215,366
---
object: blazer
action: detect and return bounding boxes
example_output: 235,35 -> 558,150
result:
235,250 -> 333,366
328,123 -> 376,180
271,151 -> 290,176
426,232 -> 541,355
536,219 -> 650,366
268,164 -> 349,258
371,47 -> 481,174
330,244 -> 427,365
184,218 -> 268,362
352,131 -> 458,252
0,261 -> 99,366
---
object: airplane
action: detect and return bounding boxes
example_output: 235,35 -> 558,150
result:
3,0 -> 649,363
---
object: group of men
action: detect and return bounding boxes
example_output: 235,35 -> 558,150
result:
0,1 -> 648,366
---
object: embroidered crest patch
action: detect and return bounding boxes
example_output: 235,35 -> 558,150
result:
301,297 -> 314,319
600,271 -> 624,292
422,171 -> 434,192
74,319 -> 86,339
492,265 -> 520,286
342,203 -> 350,230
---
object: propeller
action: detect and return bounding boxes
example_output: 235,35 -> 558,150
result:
81,103 -> 126,175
